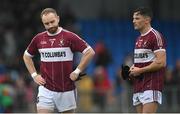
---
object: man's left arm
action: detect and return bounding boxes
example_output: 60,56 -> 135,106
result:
70,48 -> 95,81
130,51 -> 166,76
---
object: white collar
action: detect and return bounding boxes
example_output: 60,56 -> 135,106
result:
47,27 -> 62,36
141,28 -> 153,36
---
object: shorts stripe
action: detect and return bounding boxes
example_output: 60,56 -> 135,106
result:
153,91 -> 158,102
74,89 -> 77,104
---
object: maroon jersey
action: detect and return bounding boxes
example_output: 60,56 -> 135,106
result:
133,28 -> 166,93
25,27 -> 90,92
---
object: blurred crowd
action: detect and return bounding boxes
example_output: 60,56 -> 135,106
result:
0,0 -> 180,113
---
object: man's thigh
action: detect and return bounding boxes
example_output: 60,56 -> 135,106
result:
36,86 -> 55,112
54,89 -> 77,112
143,102 -> 158,113
135,104 -> 143,113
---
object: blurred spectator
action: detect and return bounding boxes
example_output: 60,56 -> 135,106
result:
0,84 -> 15,113
94,41 -> 112,67
13,77 -> 27,112
77,75 -> 94,112
92,66 -> 113,112
93,41 -> 114,112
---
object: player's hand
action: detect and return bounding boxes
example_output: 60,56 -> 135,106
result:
129,66 -> 143,77
33,74 -> 46,85
70,72 -> 79,81
130,65 -> 134,71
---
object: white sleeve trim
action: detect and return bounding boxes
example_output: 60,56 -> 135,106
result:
24,50 -> 34,57
154,49 -> 166,53
82,46 -> 91,54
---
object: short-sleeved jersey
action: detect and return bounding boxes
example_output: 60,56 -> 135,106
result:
133,28 -> 166,93
25,27 -> 91,92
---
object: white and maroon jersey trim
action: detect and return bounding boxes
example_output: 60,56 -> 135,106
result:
133,28 -> 166,93
24,27 -> 91,92
151,29 -> 163,47
82,46 -> 91,54
25,50 -> 34,57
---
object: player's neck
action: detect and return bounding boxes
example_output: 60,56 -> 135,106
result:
140,25 -> 152,36
47,27 -> 62,36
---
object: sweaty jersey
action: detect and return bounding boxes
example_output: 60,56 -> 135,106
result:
133,28 -> 166,93
25,27 -> 91,92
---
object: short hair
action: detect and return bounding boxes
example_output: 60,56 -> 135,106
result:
41,8 -> 57,18
133,7 -> 153,19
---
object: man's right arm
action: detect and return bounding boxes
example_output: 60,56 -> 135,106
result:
23,53 -> 46,85
23,53 -> 37,75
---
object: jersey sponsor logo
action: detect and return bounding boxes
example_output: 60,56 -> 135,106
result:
134,53 -> 148,59
41,51 -> 66,58
136,40 -> 148,48
39,47 -> 73,62
40,41 -> 47,45
134,49 -> 155,63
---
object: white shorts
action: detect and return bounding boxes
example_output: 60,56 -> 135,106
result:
133,90 -> 162,106
37,86 -> 77,112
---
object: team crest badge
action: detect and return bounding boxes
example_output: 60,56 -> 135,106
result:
59,39 -> 64,46
142,41 -> 147,47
